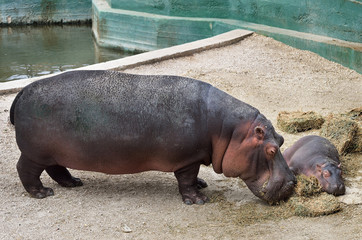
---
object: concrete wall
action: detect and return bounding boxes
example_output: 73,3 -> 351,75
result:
0,0 -> 92,25
106,0 -> 361,43
92,4 -> 216,52
93,0 -> 361,73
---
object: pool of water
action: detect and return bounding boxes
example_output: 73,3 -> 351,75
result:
0,25 -> 134,82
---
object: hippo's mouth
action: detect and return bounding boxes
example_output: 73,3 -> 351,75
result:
260,179 -> 295,204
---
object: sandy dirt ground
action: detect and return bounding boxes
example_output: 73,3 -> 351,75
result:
1,34 -> 361,240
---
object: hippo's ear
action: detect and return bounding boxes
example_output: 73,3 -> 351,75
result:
254,126 -> 264,140
316,164 -> 322,172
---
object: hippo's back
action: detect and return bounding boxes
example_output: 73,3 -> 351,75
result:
284,135 -> 340,169
12,70 -> 214,172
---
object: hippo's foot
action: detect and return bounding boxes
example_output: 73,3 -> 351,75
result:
58,177 -> 83,188
174,163 -> 209,205
59,177 -> 83,187
30,187 -> 55,199
180,187 -> 209,205
197,177 -> 208,189
46,165 -> 83,188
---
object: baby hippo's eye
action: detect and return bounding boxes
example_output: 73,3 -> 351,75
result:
323,170 -> 331,178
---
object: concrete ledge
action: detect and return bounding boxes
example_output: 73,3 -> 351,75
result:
0,77 -> 53,95
0,29 -> 253,95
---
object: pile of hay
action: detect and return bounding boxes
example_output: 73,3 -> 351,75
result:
287,175 -> 341,217
320,108 -> 361,154
348,108 -> 362,152
294,174 -> 322,197
277,108 -> 361,154
288,193 -> 341,217
277,111 -> 325,133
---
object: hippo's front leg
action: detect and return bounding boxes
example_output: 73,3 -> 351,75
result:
174,162 -> 209,205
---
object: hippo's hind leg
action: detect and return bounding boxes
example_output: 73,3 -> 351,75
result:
174,162 -> 209,205
16,154 -> 54,198
46,165 -> 83,188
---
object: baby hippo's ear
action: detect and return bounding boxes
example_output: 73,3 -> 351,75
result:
316,164 -> 322,173
254,126 -> 264,140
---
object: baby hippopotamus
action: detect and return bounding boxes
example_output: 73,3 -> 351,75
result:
283,135 -> 345,196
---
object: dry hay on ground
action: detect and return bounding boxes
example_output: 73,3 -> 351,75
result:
211,174 -> 341,224
278,109 -> 361,154
294,175 -> 322,197
277,111 -> 324,133
288,193 -> 341,217
287,175 -> 341,217
343,108 -> 362,153
320,108 -> 361,155
339,153 -> 362,180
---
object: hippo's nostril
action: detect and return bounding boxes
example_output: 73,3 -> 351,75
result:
282,180 -> 296,197
338,184 -> 346,194
287,180 -> 296,188
289,174 -> 297,184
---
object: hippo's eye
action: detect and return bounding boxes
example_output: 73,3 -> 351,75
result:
323,170 -> 331,178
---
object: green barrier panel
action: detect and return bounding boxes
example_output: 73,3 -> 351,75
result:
93,0 -> 361,73
106,0 -> 361,43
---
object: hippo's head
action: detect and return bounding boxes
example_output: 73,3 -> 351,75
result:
316,162 -> 345,196
221,114 -> 296,203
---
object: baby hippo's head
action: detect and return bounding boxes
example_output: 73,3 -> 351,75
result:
316,162 -> 345,196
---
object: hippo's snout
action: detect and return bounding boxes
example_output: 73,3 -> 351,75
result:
261,178 -> 296,204
281,179 -> 297,197
260,151 -> 297,204
327,183 -> 346,196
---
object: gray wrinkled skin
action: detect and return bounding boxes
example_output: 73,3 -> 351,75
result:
11,70 -> 295,204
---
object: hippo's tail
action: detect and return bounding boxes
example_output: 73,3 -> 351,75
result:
10,89 -> 24,125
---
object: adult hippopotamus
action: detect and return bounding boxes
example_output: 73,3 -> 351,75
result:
10,70 -> 295,204
283,135 -> 345,196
